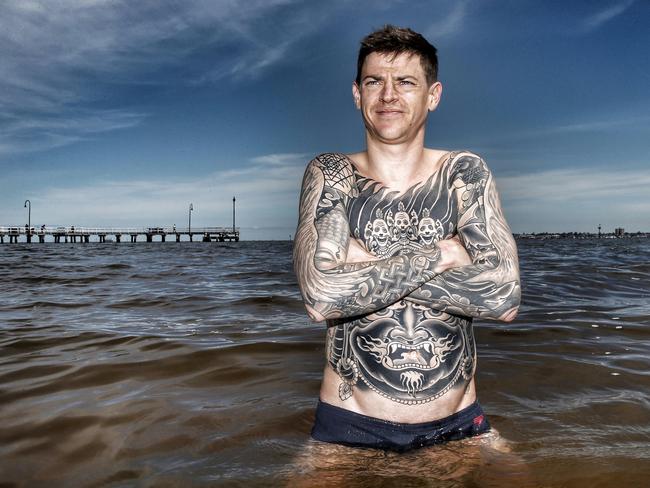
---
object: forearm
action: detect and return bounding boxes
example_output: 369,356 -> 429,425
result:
406,152 -> 521,321
407,264 -> 520,320
295,223 -> 444,321
407,230 -> 521,320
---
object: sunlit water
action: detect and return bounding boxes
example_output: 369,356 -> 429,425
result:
1,239 -> 649,487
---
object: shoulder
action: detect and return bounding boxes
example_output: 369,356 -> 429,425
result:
306,153 -> 356,192
308,153 -> 354,172
447,150 -> 491,184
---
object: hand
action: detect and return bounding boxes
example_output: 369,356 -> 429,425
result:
434,236 -> 472,273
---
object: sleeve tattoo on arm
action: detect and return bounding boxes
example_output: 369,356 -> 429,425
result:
407,153 -> 521,320
293,153 -> 444,322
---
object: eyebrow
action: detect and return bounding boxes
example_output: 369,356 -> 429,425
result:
362,74 -> 418,82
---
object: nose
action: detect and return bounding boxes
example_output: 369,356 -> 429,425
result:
379,82 -> 397,103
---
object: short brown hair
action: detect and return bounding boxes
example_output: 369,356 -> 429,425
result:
356,25 -> 438,86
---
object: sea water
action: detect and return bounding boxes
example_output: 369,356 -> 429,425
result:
1,239 -> 649,486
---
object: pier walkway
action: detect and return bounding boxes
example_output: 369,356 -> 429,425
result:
0,226 -> 239,244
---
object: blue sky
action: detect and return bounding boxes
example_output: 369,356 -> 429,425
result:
1,0 -> 649,239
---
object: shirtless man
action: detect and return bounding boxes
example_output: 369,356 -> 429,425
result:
293,25 -> 521,452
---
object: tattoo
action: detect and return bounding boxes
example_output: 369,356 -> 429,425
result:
407,153 -> 521,319
327,301 -> 476,404
294,151 -> 519,404
337,152 -> 518,402
293,153 -> 443,321
313,154 -> 356,270
349,159 -> 457,256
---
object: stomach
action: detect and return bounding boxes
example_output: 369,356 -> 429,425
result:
321,300 -> 478,423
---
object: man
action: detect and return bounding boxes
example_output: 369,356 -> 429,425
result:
293,25 -> 520,452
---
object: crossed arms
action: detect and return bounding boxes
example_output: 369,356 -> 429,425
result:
292,152 -> 520,323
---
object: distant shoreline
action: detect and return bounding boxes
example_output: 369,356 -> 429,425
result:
515,232 -> 649,240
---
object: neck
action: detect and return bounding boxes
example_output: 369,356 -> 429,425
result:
364,130 -> 427,189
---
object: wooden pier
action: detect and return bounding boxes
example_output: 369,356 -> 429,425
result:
0,226 -> 239,244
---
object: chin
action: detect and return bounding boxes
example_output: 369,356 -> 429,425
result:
367,124 -> 405,139
366,118 -> 417,139
374,130 -> 411,144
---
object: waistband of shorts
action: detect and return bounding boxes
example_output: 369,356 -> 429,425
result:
316,399 -> 484,431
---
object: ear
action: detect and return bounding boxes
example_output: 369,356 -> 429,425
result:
427,81 -> 443,111
352,82 -> 361,110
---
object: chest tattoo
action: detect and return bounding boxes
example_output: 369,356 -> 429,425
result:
347,163 -> 458,257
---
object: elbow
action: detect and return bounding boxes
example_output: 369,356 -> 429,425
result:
296,276 -> 340,323
497,286 -> 521,322
304,303 -> 327,323
499,305 -> 519,322
306,303 -> 346,323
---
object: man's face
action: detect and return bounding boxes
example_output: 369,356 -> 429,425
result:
353,52 -> 441,145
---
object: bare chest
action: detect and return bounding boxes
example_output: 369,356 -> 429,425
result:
347,166 -> 458,257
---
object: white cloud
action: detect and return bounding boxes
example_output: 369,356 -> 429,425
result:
425,0 -> 470,40
550,116 -> 650,133
579,0 -> 635,33
497,167 -> 650,232
199,40 -> 294,83
3,110 -> 145,134
467,112 -> 650,149
0,0 -> 323,155
498,167 -> 650,202
250,153 -> 309,165
0,110 -> 146,155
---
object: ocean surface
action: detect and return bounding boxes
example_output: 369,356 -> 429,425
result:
1,239 -> 649,487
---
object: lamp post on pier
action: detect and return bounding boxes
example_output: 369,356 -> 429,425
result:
188,203 -> 194,241
24,199 -> 31,243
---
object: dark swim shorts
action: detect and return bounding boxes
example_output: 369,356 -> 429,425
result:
311,400 -> 490,452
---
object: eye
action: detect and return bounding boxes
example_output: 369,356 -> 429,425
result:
398,80 -> 415,85
365,79 -> 381,86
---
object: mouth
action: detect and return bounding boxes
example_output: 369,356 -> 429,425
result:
355,331 -> 459,373
386,341 -> 436,369
376,110 -> 403,116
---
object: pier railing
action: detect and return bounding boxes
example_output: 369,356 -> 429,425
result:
0,226 -> 239,243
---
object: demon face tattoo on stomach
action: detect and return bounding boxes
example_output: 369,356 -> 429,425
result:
328,301 -> 476,404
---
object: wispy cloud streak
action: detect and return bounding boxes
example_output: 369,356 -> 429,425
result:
497,166 -> 650,232
467,112 -> 650,150
0,110 -> 147,155
579,0 -> 635,33
0,0 -> 323,155
498,167 -> 650,202
425,0 -> 469,40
